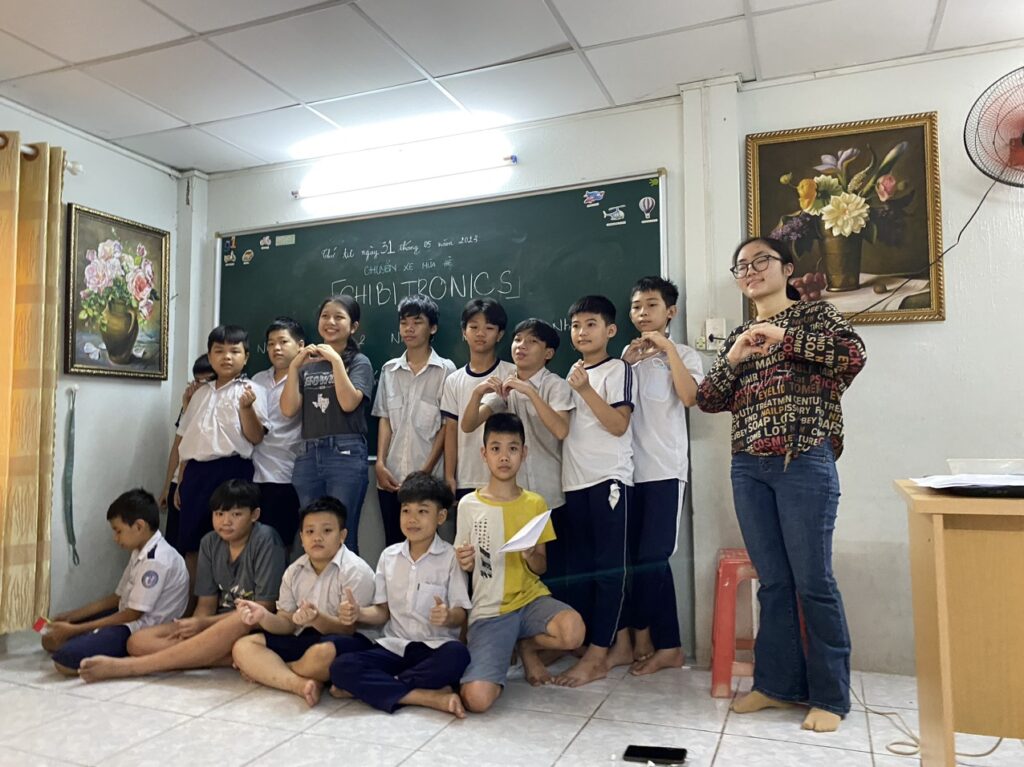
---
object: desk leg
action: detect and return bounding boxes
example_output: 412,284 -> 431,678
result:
907,510 -> 955,767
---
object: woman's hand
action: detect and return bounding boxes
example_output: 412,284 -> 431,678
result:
727,323 -> 784,367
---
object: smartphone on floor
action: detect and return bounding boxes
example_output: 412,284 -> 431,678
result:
623,744 -> 688,765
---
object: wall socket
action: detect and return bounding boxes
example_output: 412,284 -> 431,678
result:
704,318 -> 727,352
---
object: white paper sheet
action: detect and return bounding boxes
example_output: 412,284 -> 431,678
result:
911,474 -> 1024,489
497,510 -> 552,554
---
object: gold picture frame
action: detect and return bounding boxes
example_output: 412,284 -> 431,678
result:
746,112 -> 944,324
65,204 -> 170,379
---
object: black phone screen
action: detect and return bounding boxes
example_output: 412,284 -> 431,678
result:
623,744 -> 688,764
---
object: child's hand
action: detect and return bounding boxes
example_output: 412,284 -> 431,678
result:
429,596 -> 449,626
171,617 -> 204,640
315,344 -> 343,366
640,330 -> 673,353
292,346 -> 318,367
236,599 -> 267,627
182,379 -> 202,409
567,361 -> 591,392
158,485 -> 170,510
44,620 -> 76,645
239,384 -> 257,410
292,599 -> 319,627
503,375 -> 532,398
473,375 -> 504,399
445,477 -> 457,499
338,588 -> 359,627
456,543 -> 475,572
375,462 -> 400,492
173,484 -> 182,511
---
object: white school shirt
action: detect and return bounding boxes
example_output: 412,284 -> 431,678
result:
277,544 -> 375,635
176,377 -> 270,462
372,349 -> 455,482
486,367 -> 574,509
115,530 -> 190,634
561,357 -> 636,491
628,341 -> 705,482
373,535 -> 472,656
440,360 -> 516,489
250,369 -> 302,483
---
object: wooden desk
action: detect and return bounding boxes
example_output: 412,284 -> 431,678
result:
895,480 -> 1024,767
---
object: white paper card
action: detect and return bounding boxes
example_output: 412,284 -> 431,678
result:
497,510 -> 552,554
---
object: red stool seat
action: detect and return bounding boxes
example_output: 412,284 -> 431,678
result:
710,548 -> 758,698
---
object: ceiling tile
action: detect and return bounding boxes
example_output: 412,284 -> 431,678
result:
587,20 -> 754,103
200,106 -> 337,163
145,0 -> 327,33
0,70 -> 185,139
0,31 -> 64,81
361,0 -> 570,76
87,41 -> 294,124
212,4 -> 421,102
442,53 -> 609,123
0,0 -> 188,62
932,0 -> 1024,50
748,0 -> 832,10
754,0 -> 937,79
116,127 -> 264,172
552,0 -> 744,46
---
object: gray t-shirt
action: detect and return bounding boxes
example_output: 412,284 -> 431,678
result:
195,522 -> 286,612
298,354 -> 374,440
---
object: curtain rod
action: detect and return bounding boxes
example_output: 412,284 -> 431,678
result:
13,140 -> 83,175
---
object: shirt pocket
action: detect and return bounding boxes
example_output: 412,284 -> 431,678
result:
413,582 -> 446,619
412,399 -> 441,434
641,359 -> 672,403
386,391 -> 406,418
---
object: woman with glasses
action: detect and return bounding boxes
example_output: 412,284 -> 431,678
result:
697,236 -> 866,733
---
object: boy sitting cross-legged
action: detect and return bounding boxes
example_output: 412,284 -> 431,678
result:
230,496 -> 375,706
457,413 -> 585,712
327,471 -> 472,717
79,479 -> 286,683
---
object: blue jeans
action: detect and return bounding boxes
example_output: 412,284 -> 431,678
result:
291,435 -> 369,555
730,442 -> 851,716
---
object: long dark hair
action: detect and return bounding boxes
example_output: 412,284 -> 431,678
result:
317,295 -> 362,366
732,236 -> 801,301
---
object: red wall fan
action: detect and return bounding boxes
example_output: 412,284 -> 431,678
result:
964,65 -> 1024,187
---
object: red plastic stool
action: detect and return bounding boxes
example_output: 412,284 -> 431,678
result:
710,548 -> 758,698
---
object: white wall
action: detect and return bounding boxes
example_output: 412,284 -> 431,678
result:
0,99 -> 181,614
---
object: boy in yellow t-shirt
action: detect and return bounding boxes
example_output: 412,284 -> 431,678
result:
455,413 -> 585,713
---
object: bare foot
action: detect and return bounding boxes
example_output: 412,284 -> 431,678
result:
79,656 -> 128,683
630,647 -> 685,676
328,685 -> 352,699
731,690 -> 798,714
553,656 -> 607,688
402,688 -> 466,718
605,632 -> 634,670
802,708 -> 841,732
299,678 -> 323,707
519,645 -> 552,686
632,629 -> 655,664
232,661 -> 256,684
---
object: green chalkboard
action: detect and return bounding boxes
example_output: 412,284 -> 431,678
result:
218,174 -> 665,421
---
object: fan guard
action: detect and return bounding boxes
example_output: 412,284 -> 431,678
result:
964,65 -> 1024,188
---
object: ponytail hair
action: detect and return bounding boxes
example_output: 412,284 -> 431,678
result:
317,294 -> 362,366
732,236 -> 802,302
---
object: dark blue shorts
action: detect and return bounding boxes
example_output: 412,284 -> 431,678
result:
264,630 -> 372,662
52,625 -> 131,670
177,456 -> 254,553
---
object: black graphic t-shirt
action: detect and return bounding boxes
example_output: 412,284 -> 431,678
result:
298,355 -> 374,440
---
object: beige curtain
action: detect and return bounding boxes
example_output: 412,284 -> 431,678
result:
0,132 -> 63,632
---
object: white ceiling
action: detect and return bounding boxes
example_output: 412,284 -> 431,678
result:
0,0 -> 1021,173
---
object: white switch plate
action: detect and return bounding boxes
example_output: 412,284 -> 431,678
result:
705,318 -> 727,351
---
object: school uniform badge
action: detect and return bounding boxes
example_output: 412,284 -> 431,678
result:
141,570 -> 160,588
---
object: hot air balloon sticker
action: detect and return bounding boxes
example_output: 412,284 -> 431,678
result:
639,196 -> 658,223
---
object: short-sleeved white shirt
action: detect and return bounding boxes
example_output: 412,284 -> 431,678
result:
115,530 -> 189,634
561,357 -> 636,491
440,360 -> 516,489
486,367 -> 574,509
277,544 -> 375,635
372,349 -> 455,482
373,535 -> 472,656
628,342 -> 705,482
251,369 -> 302,483
176,377 -> 269,462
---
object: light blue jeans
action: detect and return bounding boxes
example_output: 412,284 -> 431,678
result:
291,434 -> 369,555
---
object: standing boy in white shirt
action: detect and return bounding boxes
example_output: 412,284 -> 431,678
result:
623,276 -> 704,675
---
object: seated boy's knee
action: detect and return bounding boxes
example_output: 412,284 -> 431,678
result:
53,661 -> 79,677
231,633 -> 262,662
460,681 -> 499,713
553,611 -> 586,650
305,642 -> 337,665
41,633 -> 61,653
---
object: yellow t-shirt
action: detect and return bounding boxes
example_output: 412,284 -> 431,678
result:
455,489 -> 556,624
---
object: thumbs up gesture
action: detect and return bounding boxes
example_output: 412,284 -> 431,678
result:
236,599 -> 267,627
455,542 -> 475,572
429,595 -> 449,626
338,587 -> 359,627
292,599 -> 319,627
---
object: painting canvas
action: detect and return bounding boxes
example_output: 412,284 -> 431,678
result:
65,204 -> 170,379
746,112 -> 944,323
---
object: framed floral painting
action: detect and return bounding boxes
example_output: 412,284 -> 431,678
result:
746,112 -> 944,323
64,204 -> 170,378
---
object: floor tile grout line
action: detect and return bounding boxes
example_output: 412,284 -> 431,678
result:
88,709 -> 200,765
550,669 -> 625,764
239,729 -> 304,767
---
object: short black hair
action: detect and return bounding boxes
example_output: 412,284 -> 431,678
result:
397,471 -> 454,510
631,276 -> 679,307
192,353 -> 214,379
299,496 -> 347,529
513,318 -> 560,351
568,295 -> 616,324
265,315 -> 305,344
460,297 -> 507,331
209,479 -> 260,512
733,236 -> 800,301
207,324 -> 249,353
483,412 -> 525,444
106,488 -> 160,531
398,294 -> 439,328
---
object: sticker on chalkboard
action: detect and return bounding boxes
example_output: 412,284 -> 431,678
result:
639,196 -> 658,224
603,205 -> 626,226
259,236 -> 271,250
583,190 -> 604,207
276,234 -> 296,246
223,251 -> 237,266
242,249 -> 254,265
222,236 -> 236,255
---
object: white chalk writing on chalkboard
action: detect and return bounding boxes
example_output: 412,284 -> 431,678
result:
330,270 -> 520,308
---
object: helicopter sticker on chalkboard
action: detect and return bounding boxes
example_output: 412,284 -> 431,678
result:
603,205 -> 626,226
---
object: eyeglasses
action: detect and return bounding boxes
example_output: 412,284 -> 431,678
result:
730,254 -> 783,278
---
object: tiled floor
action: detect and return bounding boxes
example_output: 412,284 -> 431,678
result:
0,631 -> 1021,766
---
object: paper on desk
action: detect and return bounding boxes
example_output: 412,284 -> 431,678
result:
497,510 -> 552,554
911,474 -> 1024,489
